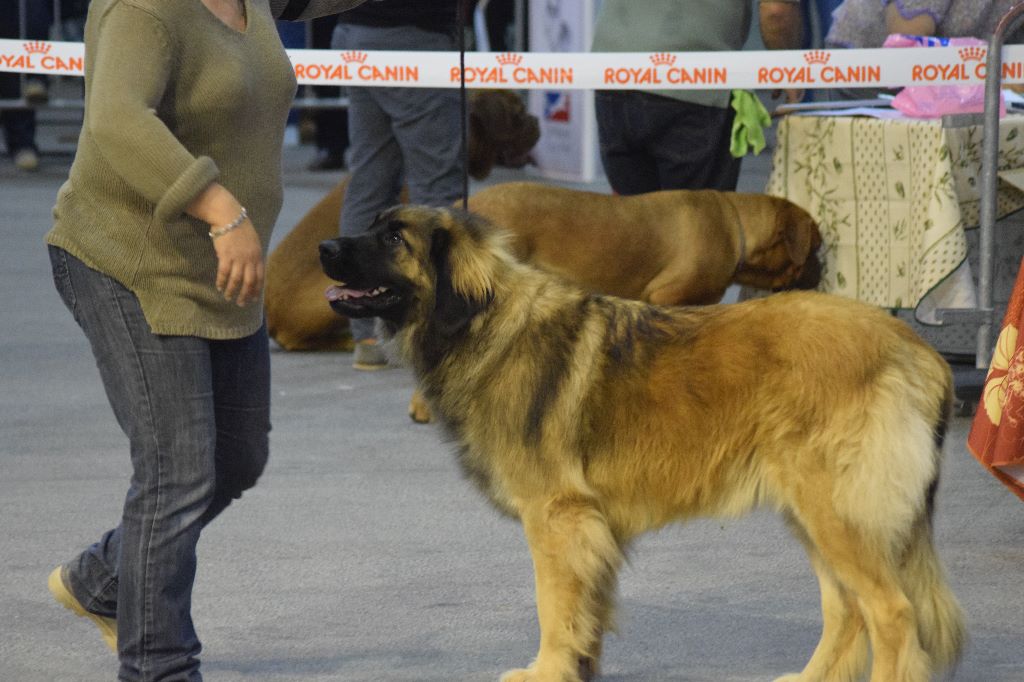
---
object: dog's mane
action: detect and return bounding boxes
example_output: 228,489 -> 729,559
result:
441,208 -> 519,304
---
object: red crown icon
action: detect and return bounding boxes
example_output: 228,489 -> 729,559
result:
496,53 -> 522,66
23,41 -> 51,55
958,46 -> 986,62
804,50 -> 830,65
649,52 -> 676,67
340,51 -> 367,64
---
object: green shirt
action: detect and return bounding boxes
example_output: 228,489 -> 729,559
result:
46,0 -> 297,339
591,0 -> 753,108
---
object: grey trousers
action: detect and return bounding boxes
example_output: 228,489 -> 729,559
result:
332,22 -> 464,340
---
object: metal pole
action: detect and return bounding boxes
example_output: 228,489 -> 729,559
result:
978,2 -> 1024,368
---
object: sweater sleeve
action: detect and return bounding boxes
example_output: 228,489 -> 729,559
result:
86,3 -> 220,224
271,0 -> 369,20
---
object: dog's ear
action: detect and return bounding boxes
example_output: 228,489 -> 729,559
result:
467,113 -> 499,180
428,226 -> 491,339
780,205 -> 821,265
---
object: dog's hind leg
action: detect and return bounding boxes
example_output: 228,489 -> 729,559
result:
774,516 -> 868,682
501,495 -> 623,682
791,500 -> 931,682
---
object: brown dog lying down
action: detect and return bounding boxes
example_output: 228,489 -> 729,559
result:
267,180 -> 822,352
266,90 -> 539,352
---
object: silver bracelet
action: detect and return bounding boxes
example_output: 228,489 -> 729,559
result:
208,207 -> 248,239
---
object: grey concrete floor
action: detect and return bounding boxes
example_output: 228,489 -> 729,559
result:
1,117 -> 1022,681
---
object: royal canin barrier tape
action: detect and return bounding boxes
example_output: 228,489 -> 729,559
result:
4,39 -> 1024,89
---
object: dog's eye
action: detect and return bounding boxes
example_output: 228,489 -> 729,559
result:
383,231 -> 404,246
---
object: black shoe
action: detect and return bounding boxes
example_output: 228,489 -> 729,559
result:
307,150 -> 346,172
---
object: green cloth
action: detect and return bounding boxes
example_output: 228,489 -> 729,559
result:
591,0 -> 753,108
45,0 -> 297,339
730,90 -> 772,157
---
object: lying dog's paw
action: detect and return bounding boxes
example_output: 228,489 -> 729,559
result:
499,668 -> 538,682
407,389 -> 432,424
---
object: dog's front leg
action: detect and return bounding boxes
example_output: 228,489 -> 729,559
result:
501,495 -> 622,682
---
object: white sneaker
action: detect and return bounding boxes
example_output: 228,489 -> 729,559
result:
14,148 -> 39,172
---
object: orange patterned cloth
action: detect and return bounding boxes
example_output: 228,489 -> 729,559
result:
968,257 -> 1024,502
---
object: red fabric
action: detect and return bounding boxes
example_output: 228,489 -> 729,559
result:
968,257 -> 1024,502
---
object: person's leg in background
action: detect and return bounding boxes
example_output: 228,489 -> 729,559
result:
595,90 -> 662,195
647,95 -> 742,191
47,246 -> 269,680
384,26 -> 463,210
597,90 -> 741,193
332,22 -> 406,369
23,0 -> 52,103
0,0 -> 49,171
307,15 -> 349,171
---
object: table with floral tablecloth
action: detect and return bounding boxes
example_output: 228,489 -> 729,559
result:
766,113 -> 1024,321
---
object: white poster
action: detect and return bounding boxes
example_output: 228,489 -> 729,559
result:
527,0 -> 600,183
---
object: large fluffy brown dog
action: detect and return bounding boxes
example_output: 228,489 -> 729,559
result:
266,90 -> 540,351
267,182 -> 820,352
319,206 -> 964,682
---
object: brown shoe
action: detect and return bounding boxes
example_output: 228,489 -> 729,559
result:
353,339 -> 388,371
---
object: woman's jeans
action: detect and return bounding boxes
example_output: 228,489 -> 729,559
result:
48,246 -> 270,682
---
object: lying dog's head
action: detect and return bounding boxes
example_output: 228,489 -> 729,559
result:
319,206 -> 503,352
734,198 -> 822,292
468,90 -> 540,180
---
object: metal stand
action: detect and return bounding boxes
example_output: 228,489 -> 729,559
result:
938,2 -> 1024,370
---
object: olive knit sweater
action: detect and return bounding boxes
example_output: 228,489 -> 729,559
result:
46,0 -> 298,339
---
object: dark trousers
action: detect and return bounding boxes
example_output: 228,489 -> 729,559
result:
0,0 -> 49,155
311,15 -> 349,156
595,90 -> 741,195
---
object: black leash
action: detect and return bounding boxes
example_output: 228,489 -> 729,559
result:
457,0 -> 469,211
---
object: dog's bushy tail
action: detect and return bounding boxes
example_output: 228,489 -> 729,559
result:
898,521 -> 966,672
898,398 -> 965,673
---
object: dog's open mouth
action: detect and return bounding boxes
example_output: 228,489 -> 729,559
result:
324,284 -> 401,317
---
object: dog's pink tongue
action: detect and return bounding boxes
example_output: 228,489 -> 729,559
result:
324,285 -> 368,302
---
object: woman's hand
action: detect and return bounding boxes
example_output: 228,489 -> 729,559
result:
187,181 -> 264,307
212,220 -> 264,307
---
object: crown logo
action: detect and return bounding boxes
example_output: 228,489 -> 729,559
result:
649,52 -> 676,67
958,46 -> 986,62
496,53 -> 522,66
23,41 -> 50,55
340,51 -> 367,64
804,50 -> 830,65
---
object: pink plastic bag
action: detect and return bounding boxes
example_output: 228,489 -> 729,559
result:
884,34 -> 1005,119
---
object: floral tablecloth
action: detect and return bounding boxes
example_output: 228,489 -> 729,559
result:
766,114 -> 1024,320
968,256 -> 1024,502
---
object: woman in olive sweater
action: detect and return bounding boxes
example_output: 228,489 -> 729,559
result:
45,1 -> 368,680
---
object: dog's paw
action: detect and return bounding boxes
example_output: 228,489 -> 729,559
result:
772,674 -> 803,682
500,664 -> 586,682
407,390 -> 433,424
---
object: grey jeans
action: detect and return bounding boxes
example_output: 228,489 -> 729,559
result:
332,22 -> 464,340
48,245 -> 270,681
